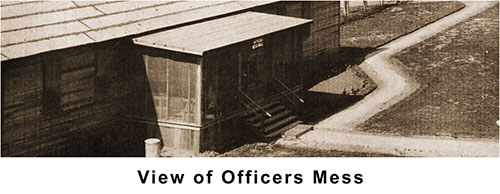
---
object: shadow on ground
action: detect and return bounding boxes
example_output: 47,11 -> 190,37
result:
339,47 -> 376,66
304,46 -> 375,89
210,92 -> 364,156
298,92 -> 363,125
213,46 -> 376,156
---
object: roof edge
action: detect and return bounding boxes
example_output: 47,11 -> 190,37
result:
1,1 -> 280,62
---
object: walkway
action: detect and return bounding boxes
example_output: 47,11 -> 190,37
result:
278,1 -> 499,157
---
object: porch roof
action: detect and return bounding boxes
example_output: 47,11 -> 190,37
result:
132,12 -> 312,56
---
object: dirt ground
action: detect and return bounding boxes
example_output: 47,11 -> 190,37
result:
361,5 -> 499,139
219,142 -> 394,157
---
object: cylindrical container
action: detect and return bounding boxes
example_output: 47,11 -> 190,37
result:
144,138 -> 161,157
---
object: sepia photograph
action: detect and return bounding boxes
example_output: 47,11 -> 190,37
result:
0,0 -> 498,158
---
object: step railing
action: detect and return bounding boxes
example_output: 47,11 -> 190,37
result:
239,90 -> 272,131
269,82 -> 296,106
239,90 -> 272,118
268,74 -> 305,104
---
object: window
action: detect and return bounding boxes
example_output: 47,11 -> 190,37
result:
167,60 -> 198,123
144,52 -> 199,124
42,48 -> 96,116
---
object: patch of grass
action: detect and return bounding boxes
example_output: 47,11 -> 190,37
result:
341,1 -> 465,49
312,2 -> 464,86
340,1 -> 399,24
361,5 -> 499,139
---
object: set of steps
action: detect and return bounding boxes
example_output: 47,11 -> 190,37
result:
242,101 -> 302,138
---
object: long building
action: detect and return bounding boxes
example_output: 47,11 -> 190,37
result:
1,1 -> 341,156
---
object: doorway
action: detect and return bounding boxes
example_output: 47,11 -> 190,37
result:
239,42 -> 268,103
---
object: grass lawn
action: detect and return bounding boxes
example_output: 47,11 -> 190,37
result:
361,5 -> 499,139
216,1 -> 470,157
341,1 -> 466,49
318,2 -> 465,81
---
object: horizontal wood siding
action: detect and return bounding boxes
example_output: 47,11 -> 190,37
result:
250,3 -> 278,15
284,1 -> 303,18
2,2 -> 340,156
253,1 -> 341,72
1,42 -> 129,156
303,1 -> 340,63
249,1 -> 340,87
2,58 -> 43,156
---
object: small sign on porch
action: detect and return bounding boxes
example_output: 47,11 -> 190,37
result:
252,38 -> 264,49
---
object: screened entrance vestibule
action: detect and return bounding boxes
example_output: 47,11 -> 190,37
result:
132,11 -> 312,152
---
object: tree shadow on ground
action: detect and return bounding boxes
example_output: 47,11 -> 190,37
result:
215,47 -> 376,155
304,47 -> 376,89
298,47 -> 377,124
339,47 -> 376,66
298,91 -> 363,125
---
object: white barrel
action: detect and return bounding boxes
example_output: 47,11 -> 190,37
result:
144,138 -> 161,157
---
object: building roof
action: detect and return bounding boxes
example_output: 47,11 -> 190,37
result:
133,11 -> 311,55
0,1 -> 277,61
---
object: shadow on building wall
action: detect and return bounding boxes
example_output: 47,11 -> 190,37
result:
59,40 -> 163,157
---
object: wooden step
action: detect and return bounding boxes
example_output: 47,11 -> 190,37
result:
247,105 -> 285,123
283,124 -> 313,140
242,101 -> 279,117
239,99 -> 301,138
267,105 -> 286,115
262,100 -> 280,109
265,120 -> 302,138
253,110 -> 292,128
263,115 -> 297,133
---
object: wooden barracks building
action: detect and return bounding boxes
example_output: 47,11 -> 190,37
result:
1,1 -> 341,156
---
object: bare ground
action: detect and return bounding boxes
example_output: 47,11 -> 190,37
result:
219,142 -> 393,157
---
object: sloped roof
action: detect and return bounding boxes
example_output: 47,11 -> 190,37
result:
134,12 -> 311,55
0,1 -> 277,61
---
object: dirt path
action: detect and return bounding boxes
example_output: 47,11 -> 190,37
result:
279,1 -> 499,157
